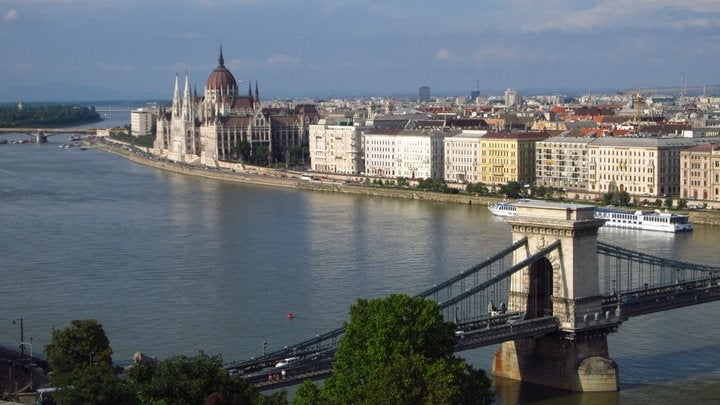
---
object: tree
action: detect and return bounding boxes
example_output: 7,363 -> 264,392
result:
233,140 -> 251,163
293,294 -> 494,404
45,320 -> 114,379
499,181 -> 523,199
126,351 -> 280,405
44,320 -> 131,405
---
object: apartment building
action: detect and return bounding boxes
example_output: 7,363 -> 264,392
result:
588,137 -> 699,197
680,143 -> 720,201
479,131 -> 550,185
444,130 -> 486,183
308,120 -> 364,175
131,108 -> 155,136
364,129 -> 455,179
536,137 -> 593,191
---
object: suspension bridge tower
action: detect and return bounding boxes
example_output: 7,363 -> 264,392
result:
491,201 -> 619,391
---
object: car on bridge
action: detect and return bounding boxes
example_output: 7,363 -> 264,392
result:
275,357 -> 299,368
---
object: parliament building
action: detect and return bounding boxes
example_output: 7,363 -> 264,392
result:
153,48 -> 319,166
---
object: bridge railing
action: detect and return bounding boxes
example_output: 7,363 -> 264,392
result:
597,242 -> 720,296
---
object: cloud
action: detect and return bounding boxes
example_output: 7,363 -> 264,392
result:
435,49 -> 456,63
4,9 -> 19,21
265,54 -> 300,68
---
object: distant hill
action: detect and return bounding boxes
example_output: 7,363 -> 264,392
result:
0,82 -> 165,103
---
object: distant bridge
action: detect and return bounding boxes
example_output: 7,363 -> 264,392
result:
230,203 -> 720,392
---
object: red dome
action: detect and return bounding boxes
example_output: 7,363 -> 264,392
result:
206,48 -> 237,92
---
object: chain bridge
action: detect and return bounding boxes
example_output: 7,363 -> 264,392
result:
229,201 -> 720,392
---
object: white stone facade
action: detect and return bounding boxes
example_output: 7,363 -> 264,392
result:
363,129 -> 453,180
309,121 -> 364,174
131,109 -> 155,136
588,137 -> 699,197
444,130 -> 485,183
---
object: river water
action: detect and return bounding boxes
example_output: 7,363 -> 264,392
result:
0,127 -> 718,404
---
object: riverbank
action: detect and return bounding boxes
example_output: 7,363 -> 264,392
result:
94,139 -> 720,226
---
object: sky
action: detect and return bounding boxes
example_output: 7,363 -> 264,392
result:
1,0 -> 719,101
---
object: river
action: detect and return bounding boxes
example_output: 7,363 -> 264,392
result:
0,130 -> 718,404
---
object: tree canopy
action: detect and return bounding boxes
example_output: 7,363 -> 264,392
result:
43,319 -> 286,405
0,104 -> 100,127
293,294 -> 494,404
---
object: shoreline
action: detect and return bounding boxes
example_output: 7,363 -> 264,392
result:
94,139 -> 720,226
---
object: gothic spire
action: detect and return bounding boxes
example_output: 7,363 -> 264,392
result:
255,80 -> 259,102
218,45 -> 225,66
172,73 -> 181,117
248,80 -> 252,97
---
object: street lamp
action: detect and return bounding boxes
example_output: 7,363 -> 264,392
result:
12,318 -> 24,359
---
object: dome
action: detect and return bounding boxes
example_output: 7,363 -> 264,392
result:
206,48 -> 237,92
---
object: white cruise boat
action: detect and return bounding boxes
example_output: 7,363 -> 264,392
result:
593,207 -> 693,233
487,199 -> 531,217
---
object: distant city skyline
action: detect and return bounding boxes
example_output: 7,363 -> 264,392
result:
1,1 -> 719,102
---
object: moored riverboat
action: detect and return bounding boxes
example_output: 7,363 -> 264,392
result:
593,207 -> 693,232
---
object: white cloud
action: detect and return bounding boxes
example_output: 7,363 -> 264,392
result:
4,9 -> 19,21
435,49 -> 456,63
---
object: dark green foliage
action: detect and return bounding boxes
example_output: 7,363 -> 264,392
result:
294,294 -> 494,404
45,320 -> 114,379
603,190 -> 631,206
0,104 -> 100,127
499,181 -> 523,198
110,132 -> 154,147
417,178 -> 458,193
465,182 -> 489,195
126,351 -> 273,405
44,320 -> 285,404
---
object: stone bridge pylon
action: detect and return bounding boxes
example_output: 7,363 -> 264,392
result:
491,201 -> 619,392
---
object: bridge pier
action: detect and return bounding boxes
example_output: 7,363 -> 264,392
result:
35,132 -> 47,143
492,201 -> 618,392
492,334 -> 618,392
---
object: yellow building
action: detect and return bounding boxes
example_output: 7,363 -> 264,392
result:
680,143 -> 720,201
479,131 -> 549,185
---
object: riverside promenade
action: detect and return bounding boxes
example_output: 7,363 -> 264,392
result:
94,138 -> 720,226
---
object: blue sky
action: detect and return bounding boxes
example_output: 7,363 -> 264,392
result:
1,0 -> 719,100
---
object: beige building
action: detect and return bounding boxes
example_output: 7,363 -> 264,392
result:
364,129 -> 455,179
154,48 -> 319,166
479,131 -> 549,185
131,108 -> 155,136
680,143 -> 720,201
309,120 -> 364,175
536,137 -> 593,191
587,137 -> 699,197
444,130 -> 485,183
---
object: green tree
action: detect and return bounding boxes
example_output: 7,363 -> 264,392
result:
252,144 -> 270,166
44,320 -> 131,405
127,351 -> 279,405
499,181 -> 523,198
294,294 -> 493,404
52,367 -> 137,405
45,320 -> 114,380
233,140 -> 251,163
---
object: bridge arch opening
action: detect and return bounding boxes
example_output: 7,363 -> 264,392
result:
526,257 -> 553,318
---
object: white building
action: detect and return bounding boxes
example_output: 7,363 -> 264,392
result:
504,88 -> 522,109
536,137 -> 593,191
588,137 -> 700,197
309,119 -> 365,175
444,130 -> 486,183
364,129 -> 455,179
131,108 -> 155,136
